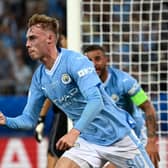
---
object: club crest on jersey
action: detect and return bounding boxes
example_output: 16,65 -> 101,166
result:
61,74 -> 71,84
111,94 -> 119,102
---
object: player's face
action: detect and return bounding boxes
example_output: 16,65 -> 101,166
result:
26,25 -> 49,60
85,49 -> 108,76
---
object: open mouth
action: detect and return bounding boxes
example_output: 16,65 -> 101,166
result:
28,50 -> 34,55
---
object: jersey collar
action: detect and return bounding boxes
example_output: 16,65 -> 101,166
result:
45,49 -> 62,76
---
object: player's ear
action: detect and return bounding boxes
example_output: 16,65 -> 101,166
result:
46,33 -> 54,44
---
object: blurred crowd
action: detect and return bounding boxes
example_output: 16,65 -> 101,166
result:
0,0 -> 66,95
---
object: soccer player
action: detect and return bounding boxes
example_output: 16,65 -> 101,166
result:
83,45 -> 160,168
0,14 -> 155,168
35,34 -> 68,168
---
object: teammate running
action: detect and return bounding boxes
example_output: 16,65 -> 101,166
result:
83,45 -> 160,168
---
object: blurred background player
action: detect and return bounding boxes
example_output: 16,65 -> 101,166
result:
83,45 -> 160,168
35,34 -> 68,168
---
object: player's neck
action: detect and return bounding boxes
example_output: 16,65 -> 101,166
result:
42,47 -> 58,70
100,69 -> 108,82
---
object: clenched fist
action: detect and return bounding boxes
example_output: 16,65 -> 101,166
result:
0,112 -> 6,125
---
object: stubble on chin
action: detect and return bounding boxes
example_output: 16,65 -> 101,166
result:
29,53 -> 38,60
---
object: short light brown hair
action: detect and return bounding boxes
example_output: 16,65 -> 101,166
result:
28,13 -> 60,39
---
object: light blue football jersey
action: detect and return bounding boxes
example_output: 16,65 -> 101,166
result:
6,48 -> 136,146
103,67 -> 146,139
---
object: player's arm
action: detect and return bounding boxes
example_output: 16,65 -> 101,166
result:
56,53 -> 103,150
1,70 -> 46,130
39,98 -> 52,116
1,94 -> 45,130
131,89 -> 160,168
131,89 -> 157,138
35,98 -> 52,142
56,85 -> 104,150
139,99 -> 160,168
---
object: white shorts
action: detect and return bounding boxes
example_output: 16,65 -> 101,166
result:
62,131 -> 154,168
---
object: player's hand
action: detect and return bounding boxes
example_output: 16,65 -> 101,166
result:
56,128 -> 80,150
146,137 -> 160,168
0,112 -> 6,125
35,116 -> 45,142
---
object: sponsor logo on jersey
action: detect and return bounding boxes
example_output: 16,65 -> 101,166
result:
61,74 -> 72,84
77,67 -> 95,77
111,94 -> 119,102
53,88 -> 79,107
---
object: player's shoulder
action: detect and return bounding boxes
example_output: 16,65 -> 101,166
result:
61,48 -> 89,62
31,64 -> 45,83
34,64 -> 45,74
109,67 -> 137,84
109,67 -> 128,77
61,48 -> 83,59
110,67 -> 134,78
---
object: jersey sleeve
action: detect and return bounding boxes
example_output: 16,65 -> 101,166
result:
68,53 -> 101,93
130,89 -> 148,106
122,72 -> 148,106
67,53 -> 104,132
74,85 -> 104,132
6,69 -> 46,129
